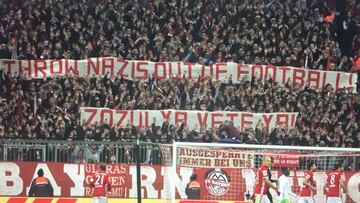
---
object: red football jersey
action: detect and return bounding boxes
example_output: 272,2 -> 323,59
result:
254,165 -> 269,195
90,171 -> 111,196
299,170 -> 315,197
326,171 -> 345,197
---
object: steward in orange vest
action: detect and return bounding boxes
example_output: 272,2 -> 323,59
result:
28,169 -> 54,197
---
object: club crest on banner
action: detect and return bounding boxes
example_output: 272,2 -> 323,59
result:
204,168 -> 231,196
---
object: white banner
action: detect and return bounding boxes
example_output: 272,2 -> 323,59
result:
0,58 -> 357,92
80,107 -> 298,131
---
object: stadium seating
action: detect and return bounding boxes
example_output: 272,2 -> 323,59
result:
0,0 -> 359,150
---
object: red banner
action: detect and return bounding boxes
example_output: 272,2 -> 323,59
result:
270,152 -> 301,167
0,58 -> 357,92
0,162 -> 359,203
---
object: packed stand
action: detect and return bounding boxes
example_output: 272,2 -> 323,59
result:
0,0 -> 359,69
1,72 -> 360,149
0,0 -> 360,150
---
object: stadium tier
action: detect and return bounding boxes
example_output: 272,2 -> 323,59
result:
0,0 -> 360,203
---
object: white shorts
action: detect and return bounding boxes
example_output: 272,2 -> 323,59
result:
326,197 -> 343,203
93,196 -> 108,203
298,196 -> 314,203
255,194 -> 271,203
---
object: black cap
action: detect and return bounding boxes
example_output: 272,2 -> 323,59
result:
37,169 -> 44,177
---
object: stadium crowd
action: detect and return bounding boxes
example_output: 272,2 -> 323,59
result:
1,69 -> 360,149
0,0 -> 360,153
0,0 -> 359,67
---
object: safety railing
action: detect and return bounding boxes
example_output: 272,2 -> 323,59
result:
0,139 -> 168,165
1,139 -> 359,170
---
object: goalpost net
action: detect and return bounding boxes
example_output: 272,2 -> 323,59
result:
166,142 -> 360,203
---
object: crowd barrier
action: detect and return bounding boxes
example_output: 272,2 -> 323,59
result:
0,139 -> 167,165
0,139 -> 358,170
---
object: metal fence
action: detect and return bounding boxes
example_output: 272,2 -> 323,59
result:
0,139 -> 167,165
1,139 -> 359,170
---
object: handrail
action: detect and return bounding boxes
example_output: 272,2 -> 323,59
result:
0,138 -> 173,146
173,142 -> 360,152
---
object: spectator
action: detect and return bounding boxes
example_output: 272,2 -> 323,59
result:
28,169 -> 54,197
73,148 -> 86,164
73,145 -> 104,163
0,43 -> 11,59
